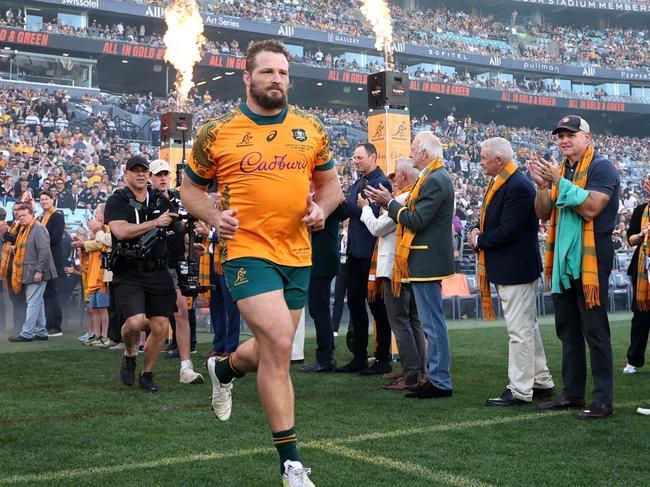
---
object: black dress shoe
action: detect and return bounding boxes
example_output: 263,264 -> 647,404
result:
486,389 -> 529,407
405,382 -> 452,399
577,403 -> 613,420
360,361 -> 392,376
537,393 -> 585,411
120,355 -> 137,386
8,335 -> 32,342
290,359 -> 304,365
532,386 -> 556,400
139,372 -> 159,393
298,361 -> 336,373
335,359 -> 368,373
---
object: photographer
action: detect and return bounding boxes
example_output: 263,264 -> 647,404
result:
148,159 -> 203,385
104,155 -> 177,393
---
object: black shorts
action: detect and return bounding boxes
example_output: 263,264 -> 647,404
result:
112,269 -> 176,319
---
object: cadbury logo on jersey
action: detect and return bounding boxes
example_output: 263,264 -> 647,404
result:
240,152 -> 308,174
292,128 -> 307,142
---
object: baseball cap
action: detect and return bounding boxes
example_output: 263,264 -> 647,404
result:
551,115 -> 590,135
149,159 -> 170,175
126,155 -> 149,171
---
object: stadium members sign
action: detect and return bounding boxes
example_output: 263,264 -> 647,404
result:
367,109 -> 411,176
511,0 -> 650,13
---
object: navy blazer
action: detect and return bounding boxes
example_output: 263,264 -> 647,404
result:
43,210 -> 65,271
476,169 -> 542,285
341,167 -> 392,260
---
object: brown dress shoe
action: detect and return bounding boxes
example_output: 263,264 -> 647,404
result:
577,403 -> 613,420
537,393 -> 585,411
382,378 -> 406,390
383,369 -> 404,380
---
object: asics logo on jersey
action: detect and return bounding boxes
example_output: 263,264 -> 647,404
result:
240,152 -> 308,174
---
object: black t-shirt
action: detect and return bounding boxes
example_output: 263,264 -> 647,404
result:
104,187 -> 173,266
563,150 -> 620,235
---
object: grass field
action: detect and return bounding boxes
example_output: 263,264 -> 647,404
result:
1,313 -> 649,486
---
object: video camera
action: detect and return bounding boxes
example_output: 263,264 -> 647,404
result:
171,159 -> 214,297
103,226 -> 164,272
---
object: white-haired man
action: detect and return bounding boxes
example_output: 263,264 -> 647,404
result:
359,157 -> 426,390
366,131 -> 455,399
469,137 -> 555,406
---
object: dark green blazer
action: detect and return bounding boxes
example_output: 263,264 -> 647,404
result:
387,167 -> 455,280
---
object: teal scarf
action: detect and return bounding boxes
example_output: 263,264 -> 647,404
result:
551,177 -> 590,294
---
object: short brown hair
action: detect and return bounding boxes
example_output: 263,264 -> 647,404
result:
245,39 -> 290,73
15,204 -> 34,215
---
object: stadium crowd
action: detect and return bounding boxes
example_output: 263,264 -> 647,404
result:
7,1 -> 648,74
0,86 -> 648,340
206,0 -> 650,70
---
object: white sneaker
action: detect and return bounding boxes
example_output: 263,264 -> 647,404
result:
637,407 -> 650,415
282,460 -> 315,487
207,356 -> 233,421
623,364 -> 638,374
78,331 -> 92,341
180,365 -> 204,384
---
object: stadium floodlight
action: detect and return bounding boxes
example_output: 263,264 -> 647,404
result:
212,76 -> 222,81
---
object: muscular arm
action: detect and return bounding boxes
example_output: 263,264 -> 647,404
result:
312,167 -> 343,218
180,178 -> 221,230
108,218 -> 159,241
571,190 -> 610,222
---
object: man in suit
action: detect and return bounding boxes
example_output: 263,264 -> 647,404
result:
38,192 -> 65,336
299,213 -> 341,373
366,131 -> 455,399
468,137 -> 555,406
360,157 -> 426,390
9,204 -> 57,342
335,143 -> 393,375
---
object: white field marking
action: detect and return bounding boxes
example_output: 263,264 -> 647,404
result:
336,411 -> 562,443
0,448 -> 271,485
307,441 -> 495,487
0,400 -> 641,485
334,398 -> 646,444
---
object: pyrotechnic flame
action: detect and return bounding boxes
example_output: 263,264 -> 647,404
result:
360,0 -> 394,70
164,0 -> 206,106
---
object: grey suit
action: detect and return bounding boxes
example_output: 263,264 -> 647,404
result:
17,222 -> 56,339
387,166 -> 455,390
20,223 -> 57,284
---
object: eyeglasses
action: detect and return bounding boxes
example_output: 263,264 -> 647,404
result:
128,168 -> 149,175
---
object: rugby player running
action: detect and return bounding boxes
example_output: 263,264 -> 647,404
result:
180,40 -> 342,486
